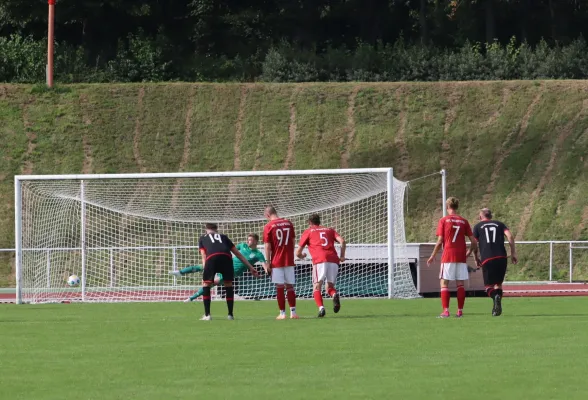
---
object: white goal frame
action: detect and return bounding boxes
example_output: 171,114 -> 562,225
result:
14,168 -> 407,304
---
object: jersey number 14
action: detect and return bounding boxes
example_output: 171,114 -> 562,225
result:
208,233 -> 222,243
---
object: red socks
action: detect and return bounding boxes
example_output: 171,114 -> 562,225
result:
277,286 -> 296,314
276,285 -> 286,311
441,287 -> 450,310
441,286 -> 465,312
286,287 -> 296,308
313,290 -> 324,308
457,285 -> 465,310
486,285 -> 496,298
314,288 -> 337,309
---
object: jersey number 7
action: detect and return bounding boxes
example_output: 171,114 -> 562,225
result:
452,226 -> 460,242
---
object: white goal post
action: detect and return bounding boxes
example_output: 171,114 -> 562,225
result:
14,168 -> 419,304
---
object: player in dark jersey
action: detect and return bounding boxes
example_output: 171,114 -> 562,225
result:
197,223 -> 256,321
472,208 -> 518,316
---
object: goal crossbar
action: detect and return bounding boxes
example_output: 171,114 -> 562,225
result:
15,168 -> 392,181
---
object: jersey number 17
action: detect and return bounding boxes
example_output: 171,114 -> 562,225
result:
484,227 -> 496,243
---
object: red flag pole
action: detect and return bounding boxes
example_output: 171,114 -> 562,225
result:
47,0 -> 55,87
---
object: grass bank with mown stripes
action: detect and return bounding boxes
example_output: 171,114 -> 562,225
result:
1,81 -> 588,285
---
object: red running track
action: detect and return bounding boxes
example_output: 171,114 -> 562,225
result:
503,283 -> 588,297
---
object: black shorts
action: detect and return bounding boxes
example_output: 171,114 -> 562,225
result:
482,258 -> 508,286
203,254 -> 234,283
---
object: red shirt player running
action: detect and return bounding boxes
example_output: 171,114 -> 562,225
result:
296,213 -> 346,318
263,206 -> 298,320
427,197 -> 477,318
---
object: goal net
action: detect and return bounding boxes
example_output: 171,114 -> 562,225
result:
15,168 -> 419,303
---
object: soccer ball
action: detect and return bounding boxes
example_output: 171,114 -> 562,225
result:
67,275 -> 80,287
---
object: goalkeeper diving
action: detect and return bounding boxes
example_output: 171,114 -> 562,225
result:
169,233 -> 266,302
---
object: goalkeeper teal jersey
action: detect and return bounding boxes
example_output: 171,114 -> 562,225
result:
233,242 -> 265,275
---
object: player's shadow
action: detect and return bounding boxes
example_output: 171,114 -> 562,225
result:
514,313 -> 588,317
331,314 -> 426,319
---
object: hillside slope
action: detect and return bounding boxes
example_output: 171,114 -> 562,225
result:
1,81 -> 588,285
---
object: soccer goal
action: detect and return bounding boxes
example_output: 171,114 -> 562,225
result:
14,168 -> 419,304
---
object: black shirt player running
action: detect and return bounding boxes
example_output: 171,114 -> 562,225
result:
472,208 -> 518,316
198,223 -> 255,321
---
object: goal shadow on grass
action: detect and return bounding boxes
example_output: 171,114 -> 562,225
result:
509,313 -> 588,317
290,312 -> 460,319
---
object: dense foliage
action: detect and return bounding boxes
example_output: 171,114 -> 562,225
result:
1,1 -> 587,82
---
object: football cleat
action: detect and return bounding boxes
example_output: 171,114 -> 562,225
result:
333,293 -> 341,313
493,294 -> 502,316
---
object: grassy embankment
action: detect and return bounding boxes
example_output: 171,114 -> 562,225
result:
1,81 -> 588,285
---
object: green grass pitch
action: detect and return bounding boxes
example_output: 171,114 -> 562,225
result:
1,297 -> 587,400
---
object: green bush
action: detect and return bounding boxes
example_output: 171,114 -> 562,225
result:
261,43 -> 320,82
0,35 -> 46,83
106,32 -> 173,82
259,37 -> 588,83
0,35 -> 107,84
4,34 -> 588,83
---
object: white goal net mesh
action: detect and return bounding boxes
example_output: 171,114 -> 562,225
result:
17,171 -> 419,303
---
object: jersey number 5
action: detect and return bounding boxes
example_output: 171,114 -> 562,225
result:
275,228 -> 290,246
320,232 -> 328,247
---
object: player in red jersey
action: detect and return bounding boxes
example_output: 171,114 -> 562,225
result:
427,197 -> 477,318
296,213 -> 346,318
263,205 -> 298,319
